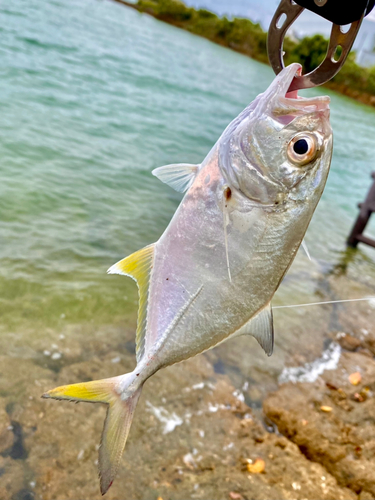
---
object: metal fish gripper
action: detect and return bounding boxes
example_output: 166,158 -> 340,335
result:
267,0 -> 375,92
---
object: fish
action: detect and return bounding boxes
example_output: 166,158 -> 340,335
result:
42,62 -> 333,495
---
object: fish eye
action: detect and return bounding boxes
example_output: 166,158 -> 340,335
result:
287,133 -> 318,166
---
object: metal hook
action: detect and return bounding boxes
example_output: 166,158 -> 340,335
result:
267,0 -> 365,91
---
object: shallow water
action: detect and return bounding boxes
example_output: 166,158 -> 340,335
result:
2,0 -> 375,329
2,0 -> 375,497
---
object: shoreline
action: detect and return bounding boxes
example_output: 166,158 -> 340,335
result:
115,0 -> 375,109
2,251 -> 375,498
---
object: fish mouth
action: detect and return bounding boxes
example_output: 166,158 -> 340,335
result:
273,63 -> 330,109
269,63 -> 302,99
284,63 -> 302,99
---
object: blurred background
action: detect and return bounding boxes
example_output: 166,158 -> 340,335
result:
2,1 -> 375,499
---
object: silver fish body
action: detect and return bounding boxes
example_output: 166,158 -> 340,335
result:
43,63 -> 333,494
134,63 -> 332,374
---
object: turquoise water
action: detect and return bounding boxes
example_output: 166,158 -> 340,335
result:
1,0 -> 375,354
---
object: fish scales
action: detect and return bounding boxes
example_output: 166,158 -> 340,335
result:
43,63 -> 333,495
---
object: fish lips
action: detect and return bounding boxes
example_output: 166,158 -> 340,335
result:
269,63 -> 330,110
273,62 -> 303,99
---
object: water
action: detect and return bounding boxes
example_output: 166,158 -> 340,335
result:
2,0 -> 375,497
2,0 -> 375,330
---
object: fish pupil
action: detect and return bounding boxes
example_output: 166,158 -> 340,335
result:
293,138 -> 309,155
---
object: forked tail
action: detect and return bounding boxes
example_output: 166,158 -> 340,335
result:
42,374 -> 142,495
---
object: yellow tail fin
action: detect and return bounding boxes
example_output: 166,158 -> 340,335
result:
42,375 -> 142,495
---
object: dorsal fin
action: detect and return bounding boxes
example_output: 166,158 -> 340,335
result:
152,163 -> 199,193
107,244 -> 155,362
235,302 -> 274,356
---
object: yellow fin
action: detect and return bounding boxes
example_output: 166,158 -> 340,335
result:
107,244 -> 154,362
43,374 -> 142,495
42,378 -> 116,403
99,386 -> 142,495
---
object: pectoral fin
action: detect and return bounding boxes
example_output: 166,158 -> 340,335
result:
236,302 -> 274,356
152,163 -> 199,192
301,239 -> 312,261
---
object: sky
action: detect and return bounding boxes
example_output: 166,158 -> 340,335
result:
184,0 -> 375,33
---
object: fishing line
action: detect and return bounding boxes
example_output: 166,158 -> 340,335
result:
274,297 -> 375,309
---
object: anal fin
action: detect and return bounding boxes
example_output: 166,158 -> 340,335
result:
235,302 -> 274,356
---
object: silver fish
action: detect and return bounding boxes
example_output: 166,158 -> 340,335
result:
43,63 -> 333,494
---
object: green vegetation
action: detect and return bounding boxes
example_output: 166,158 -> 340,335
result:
134,0 -> 269,62
285,34 -> 375,98
285,34 -> 328,74
118,0 -> 375,106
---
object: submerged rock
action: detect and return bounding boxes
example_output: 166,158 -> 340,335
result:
0,352 -> 355,500
337,333 -> 361,352
264,350 -> 375,497
1,268 -> 375,499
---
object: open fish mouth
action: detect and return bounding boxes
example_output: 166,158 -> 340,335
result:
267,63 -> 302,99
285,64 -> 302,99
274,63 -> 330,110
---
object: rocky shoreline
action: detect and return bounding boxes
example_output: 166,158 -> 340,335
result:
1,294 -> 375,499
1,249 -> 375,499
264,340 -> 375,500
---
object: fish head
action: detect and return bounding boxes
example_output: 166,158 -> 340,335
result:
219,63 -> 332,208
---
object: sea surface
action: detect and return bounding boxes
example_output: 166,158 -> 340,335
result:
1,0 -> 375,494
